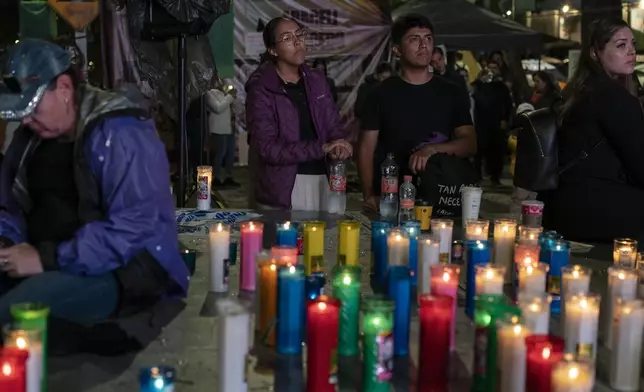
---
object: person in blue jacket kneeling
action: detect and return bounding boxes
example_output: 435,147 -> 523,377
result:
0,39 -> 189,326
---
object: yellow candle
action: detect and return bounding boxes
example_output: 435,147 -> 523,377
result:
338,221 -> 360,266
303,221 -> 326,275
258,260 -> 278,346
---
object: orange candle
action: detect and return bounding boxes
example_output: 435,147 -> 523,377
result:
258,259 -> 278,346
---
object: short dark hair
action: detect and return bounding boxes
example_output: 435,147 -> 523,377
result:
391,14 -> 433,45
432,47 -> 444,57
375,62 -> 392,75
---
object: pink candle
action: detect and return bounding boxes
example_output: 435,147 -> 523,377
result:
240,222 -> 264,291
430,263 -> 460,351
271,245 -> 298,265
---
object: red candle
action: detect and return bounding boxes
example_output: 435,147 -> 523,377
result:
306,295 -> 340,392
525,335 -> 564,392
418,294 -> 454,392
0,347 -> 28,392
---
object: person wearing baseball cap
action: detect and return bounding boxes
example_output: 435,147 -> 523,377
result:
0,39 -> 189,326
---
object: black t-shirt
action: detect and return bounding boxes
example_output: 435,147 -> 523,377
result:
284,79 -> 326,175
361,75 -> 473,194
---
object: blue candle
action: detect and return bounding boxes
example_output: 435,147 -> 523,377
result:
277,264 -> 306,354
539,231 -> 562,262
305,274 -> 325,300
465,240 -> 491,318
547,240 -> 570,315
387,265 -> 411,356
139,366 -> 175,391
402,220 -> 421,286
277,221 -> 298,247
371,220 -> 392,287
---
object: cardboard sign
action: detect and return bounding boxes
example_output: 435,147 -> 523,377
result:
48,0 -> 99,31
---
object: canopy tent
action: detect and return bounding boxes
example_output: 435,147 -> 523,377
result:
392,0 -> 542,50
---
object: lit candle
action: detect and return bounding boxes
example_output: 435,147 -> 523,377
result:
514,243 -> 541,297
180,248 -> 197,276
303,221 -> 325,276
209,223 -> 230,293
276,264 -> 306,354
362,296 -> 394,391
3,329 -> 42,392
497,318 -> 530,392
386,228 -> 409,267
538,231 -> 562,263
216,299 -> 250,392
465,240 -> 491,318
602,266 -> 638,349
518,225 -> 543,245
388,266 -> 412,356
431,219 -> 453,263
418,294 -> 454,390
613,238 -> 638,268
414,199 -> 432,231
10,303 -> 49,392
475,264 -> 505,296
305,275 -> 325,300
525,335 -> 565,392
140,366 -> 176,392
276,221 -> 298,247
257,260 -> 278,346
240,221 -> 264,291
545,241 -> 570,315
517,262 -> 548,296
465,219 -> 490,241
271,245 -> 298,265
417,234 -> 440,295
196,165 -> 213,211
564,293 -> 600,360
0,348 -> 27,392
402,220 -> 421,285
332,266 -> 361,357
610,299 -> 644,391
493,219 -> 517,283
473,295 -> 521,390
561,265 -> 591,326
430,264 -> 460,351
338,220 -> 360,266
551,357 -> 594,392
517,293 -> 552,335
306,296 -> 340,391
371,220 -> 392,288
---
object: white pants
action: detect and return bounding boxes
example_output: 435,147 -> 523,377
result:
256,174 -> 329,211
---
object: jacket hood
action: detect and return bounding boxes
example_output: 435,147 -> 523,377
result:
77,84 -> 148,133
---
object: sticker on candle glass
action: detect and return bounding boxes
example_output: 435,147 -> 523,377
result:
197,176 -> 209,199
376,331 -> 394,381
547,276 -> 561,296
451,241 -> 464,263
576,343 -> 594,359
329,348 -> 338,384
330,175 -> 346,192
311,256 -> 324,273
474,326 -> 488,377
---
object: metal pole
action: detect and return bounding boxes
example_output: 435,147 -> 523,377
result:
177,35 -> 187,207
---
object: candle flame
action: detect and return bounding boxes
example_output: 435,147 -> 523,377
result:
477,242 -> 485,249
580,299 -> 588,309
572,270 -> 580,278
395,235 -> 402,241
373,317 -> 381,326
312,227 -> 317,232
217,223 -> 224,232
184,249 -> 189,254
529,233 -> 536,240
249,223 -> 255,231
503,225 -> 509,233
513,325 -> 522,335
524,256 -> 532,265
618,272 -> 626,280
526,265 -> 534,275
343,275 -> 352,285
441,223 -> 446,229
542,347 -> 551,359
568,367 -> 579,380
529,303 -> 540,312
16,337 -> 26,350
485,269 -> 494,279
270,264 -> 277,271
318,302 -> 327,311
442,272 -> 450,282
624,307 -> 633,315
289,266 -> 296,274
380,229 -> 385,234
1,363 -> 11,376
511,316 -> 519,323
475,227 -> 482,234
283,221 -> 290,230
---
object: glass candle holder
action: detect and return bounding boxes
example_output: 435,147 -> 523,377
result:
388,266 -> 412,357
362,296 -> 394,391
465,219 -> 490,241
402,220 -> 421,285
257,260 -> 278,346
525,335 -> 565,392
209,223 -> 230,293
430,264 -> 460,351
196,165 -> 212,211
417,234 -> 440,295
276,221 -> 298,247
493,219 -> 517,283
517,262 -> 548,296
303,221 -> 326,276
414,199 -> 432,231
518,225 -> 543,245
552,356 -> 594,392
497,317 -> 530,392
613,238 -> 638,267
418,294 -> 454,389
331,266 -> 361,357
10,303 -> 49,392
386,228 -> 409,267
517,293 -> 552,335
306,296 -> 340,390
465,240 -> 491,318
215,299 -> 250,392
610,299 -> 644,391
561,265 -> 592,325
338,220 -> 360,267
140,366 -> 176,392
240,222 -> 264,291
181,248 -> 197,276
547,241 -> 570,315
271,245 -> 297,266
276,264 -> 306,354
538,231 -> 563,262
431,219 -> 454,263
564,293 -> 600,360
603,266 -> 638,348
4,327 -> 43,392
371,220 -> 393,287
475,264 -> 505,296
0,347 -> 28,392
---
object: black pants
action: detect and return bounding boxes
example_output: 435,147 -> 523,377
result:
477,128 -> 506,182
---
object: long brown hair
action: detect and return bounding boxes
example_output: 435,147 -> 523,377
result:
558,18 -> 634,124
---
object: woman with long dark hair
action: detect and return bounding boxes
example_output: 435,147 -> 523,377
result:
542,18 -> 644,242
531,71 -> 560,109
245,17 -> 352,210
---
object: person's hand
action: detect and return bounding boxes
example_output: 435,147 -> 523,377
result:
330,143 -> 352,160
408,145 -> 438,174
363,196 -> 379,213
0,243 -> 44,277
323,139 -> 352,157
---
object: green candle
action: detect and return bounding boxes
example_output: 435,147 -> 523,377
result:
362,295 -> 394,391
11,303 -> 50,392
472,295 -> 521,392
332,265 -> 361,356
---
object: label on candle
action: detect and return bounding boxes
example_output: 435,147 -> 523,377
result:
297,236 -> 304,255
330,175 -> 347,192
329,348 -> 338,384
311,256 -> 324,273
439,253 -> 450,264
376,331 -> 394,381
197,176 -> 209,199
452,241 -> 464,263
381,178 -> 398,194
474,326 -> 488,377
576,343 -> 594,359
547,276 -> 561,295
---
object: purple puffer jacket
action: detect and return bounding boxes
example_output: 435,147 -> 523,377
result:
245,62 -> 346,209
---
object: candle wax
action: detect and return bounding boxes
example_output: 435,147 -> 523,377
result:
525,336 -> 564,392
306,297 -> 340,392
338,221 -> 360,266
240,223 -> 263,291
497,323 -> 530,392
418,294 -> 453,391
276,265 -> 306,354
258,262 -> 278,346
430,265 -> 459,351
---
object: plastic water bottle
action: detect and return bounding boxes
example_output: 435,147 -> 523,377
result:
379,153 -> 399,221
399,175 -> 416,222
328,159 -> 347,214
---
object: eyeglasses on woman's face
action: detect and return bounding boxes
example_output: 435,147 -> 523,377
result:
277,29 -> 308,46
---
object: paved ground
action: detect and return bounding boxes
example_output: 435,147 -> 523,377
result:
47,167 -> 625,391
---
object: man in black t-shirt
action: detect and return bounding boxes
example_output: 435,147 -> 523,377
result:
357,14 -> 476,212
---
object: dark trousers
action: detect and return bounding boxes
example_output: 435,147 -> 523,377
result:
476,128 -> 506,182
210,134 -> 236,180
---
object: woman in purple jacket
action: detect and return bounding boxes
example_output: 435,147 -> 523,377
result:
246,17 -> 352,210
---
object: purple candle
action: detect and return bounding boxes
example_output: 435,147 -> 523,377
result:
240,222 -> 264,291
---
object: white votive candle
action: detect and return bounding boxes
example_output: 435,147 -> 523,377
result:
561,265 -> 592,325
475,264 -> 505,295
465,219 -> 490,241
603,266 -> 638,349
431,219 -> 453,263
552,357 -> 594,392
613,238 -> 638,267
518,293 -> 552,335
564,293 -> 600,360
196,165 -> 213,211
417,234 -> 440,295
610,299 -> 644,391
518,262 -> 548,296
387,228 -> 409,267
497,319 -> 530,392
210,223 -> 231,293
217,298 -> 251,392
493,219 -> 517,283
518,225 -> 543,245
